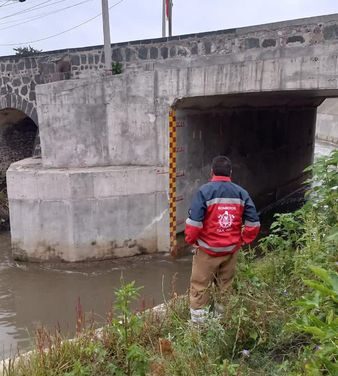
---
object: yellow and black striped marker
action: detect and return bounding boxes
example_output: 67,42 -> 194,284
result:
168,109 -> 177,257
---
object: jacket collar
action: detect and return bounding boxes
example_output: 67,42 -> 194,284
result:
211,175 -> 232,182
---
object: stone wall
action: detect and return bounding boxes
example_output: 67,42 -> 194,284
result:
0,109 -> 37,230
0,56 -> 70,125
0,116 -> 37,174
1,13 -> 338,127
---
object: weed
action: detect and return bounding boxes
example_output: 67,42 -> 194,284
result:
112,61 -> 123,75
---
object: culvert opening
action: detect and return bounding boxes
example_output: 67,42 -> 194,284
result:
170,92 -> 328,252
0,108 -> 38,231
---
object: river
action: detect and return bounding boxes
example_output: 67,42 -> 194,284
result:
0,140 -> 336,359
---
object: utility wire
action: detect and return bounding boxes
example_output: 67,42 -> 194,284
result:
0,0 -> 11,8
0,0 -> 86,25
0,0 -> 93,30
0,0 -> 53,19
0,0 -> 42,7
0,1 -> 61,25
0,0 -> 69,21
0,0 -> 74,24
0,0 -> 125,46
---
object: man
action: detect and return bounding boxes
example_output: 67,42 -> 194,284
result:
185,156 -> 260,324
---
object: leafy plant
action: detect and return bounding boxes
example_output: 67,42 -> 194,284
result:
112,61 -> 123,75
107,280 -> 148,375
289,266 -> 338,375
13,46 -> 42,57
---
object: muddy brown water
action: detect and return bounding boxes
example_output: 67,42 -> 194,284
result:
0,140 -> 335,359
0,235 -> 192,359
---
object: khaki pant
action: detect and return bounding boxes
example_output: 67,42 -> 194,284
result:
189,248 -> 238,310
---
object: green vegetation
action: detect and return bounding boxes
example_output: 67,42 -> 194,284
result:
13,46 -> 43,57
112,61 -> 123,75
2,151 -> 337,375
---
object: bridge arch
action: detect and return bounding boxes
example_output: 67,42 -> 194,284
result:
0,93 -> 38,126
0,101 -> 38,230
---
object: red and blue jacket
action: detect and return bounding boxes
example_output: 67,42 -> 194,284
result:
185,176 -> 260,256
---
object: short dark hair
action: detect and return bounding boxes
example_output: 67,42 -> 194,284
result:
212,156 -> 232,176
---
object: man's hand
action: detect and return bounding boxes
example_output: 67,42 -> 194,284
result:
191,244 -> 198,255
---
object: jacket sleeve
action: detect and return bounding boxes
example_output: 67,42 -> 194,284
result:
185,189 -> 206,245
242,192 -> 260,244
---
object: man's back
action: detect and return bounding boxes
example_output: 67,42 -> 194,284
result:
185,175 -> 260,256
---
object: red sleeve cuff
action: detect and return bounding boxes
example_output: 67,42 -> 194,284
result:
185,224 -> 202,244
242,224 -> 260,244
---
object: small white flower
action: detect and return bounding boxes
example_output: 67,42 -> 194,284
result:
241,349 -> 250,357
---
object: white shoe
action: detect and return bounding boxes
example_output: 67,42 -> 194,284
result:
190,308 -> 208,325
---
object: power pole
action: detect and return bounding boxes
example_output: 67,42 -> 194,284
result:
101,0 -> 112,73
168,0 -> 172,37
162,0 -> 166,37
162,0 -> 173,37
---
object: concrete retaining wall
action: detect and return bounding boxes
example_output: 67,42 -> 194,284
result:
37,72 -> 159,168
316,98 -> 338,143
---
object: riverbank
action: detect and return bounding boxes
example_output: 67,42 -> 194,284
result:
0,231 -> 192,360
0,140 -> 336,362
2,150 -> 337,375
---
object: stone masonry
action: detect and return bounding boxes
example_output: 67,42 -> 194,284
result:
1,13 -> 338,126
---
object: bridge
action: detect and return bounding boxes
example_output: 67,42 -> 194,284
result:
3,14 -> 338,261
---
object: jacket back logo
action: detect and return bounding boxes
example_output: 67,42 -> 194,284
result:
218,210 -> 235,229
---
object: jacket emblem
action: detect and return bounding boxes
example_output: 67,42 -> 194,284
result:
218,210 -> 235,229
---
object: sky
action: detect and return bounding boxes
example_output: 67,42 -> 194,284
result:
0,0 -> 338,56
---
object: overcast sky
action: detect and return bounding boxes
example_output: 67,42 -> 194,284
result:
0,0 -> 338,56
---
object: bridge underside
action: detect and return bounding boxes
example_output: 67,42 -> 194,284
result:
0,109 -> 37,230
175,92 -> 325,233
0,108 -> 37,172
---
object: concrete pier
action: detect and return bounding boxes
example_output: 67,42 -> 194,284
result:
7,160 -> 168,261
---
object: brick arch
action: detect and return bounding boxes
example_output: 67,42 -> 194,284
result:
0,93 -> 38,126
